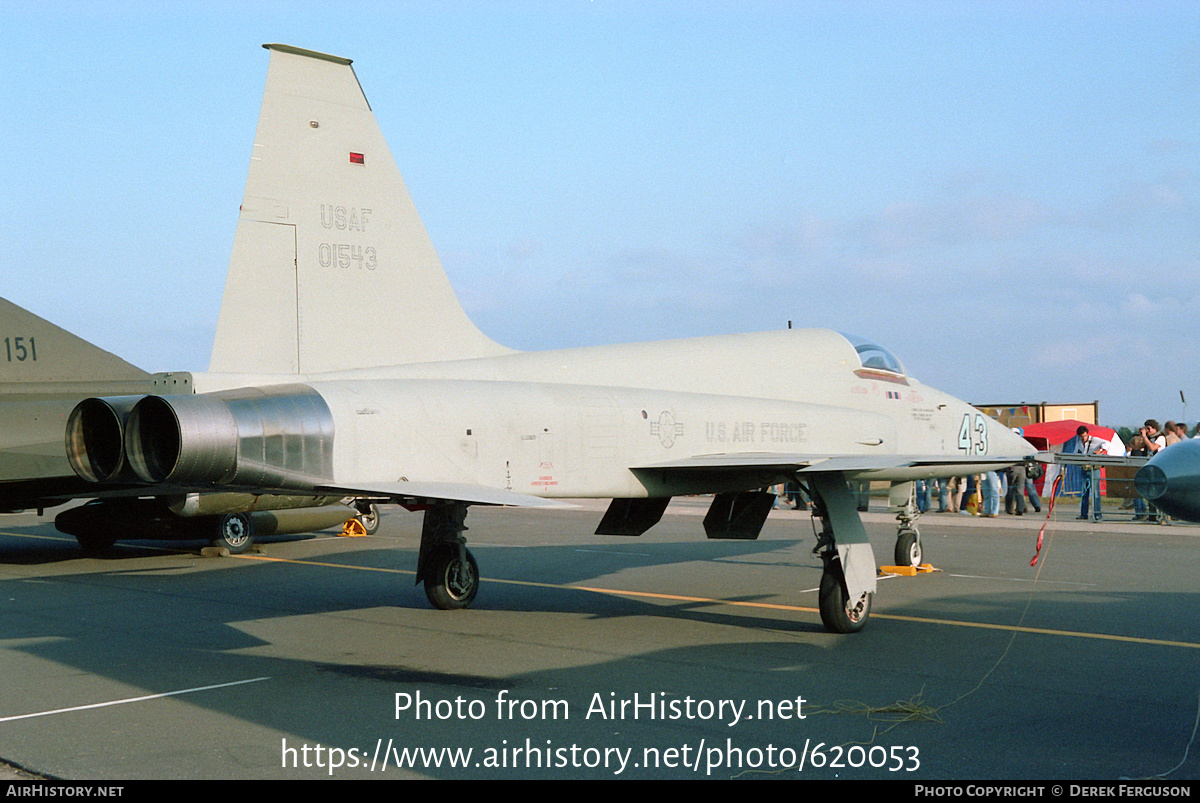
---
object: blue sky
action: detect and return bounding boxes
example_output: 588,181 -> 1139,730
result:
2,1 -> 1197,427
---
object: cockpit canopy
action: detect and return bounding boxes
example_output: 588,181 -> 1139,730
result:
842,333 -> 906,376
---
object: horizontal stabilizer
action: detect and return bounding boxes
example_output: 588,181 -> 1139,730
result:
796,455 -> 1028,474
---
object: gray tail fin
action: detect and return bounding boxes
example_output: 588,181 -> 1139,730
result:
209,44 -> 510,375
0,298 -> 148,393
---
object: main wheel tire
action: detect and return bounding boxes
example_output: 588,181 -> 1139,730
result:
76,531 -> 117,553
213,513 -> 254,554
424,546 -> 479,610
895,529 -> 922,567
818,564 -> 871,634
357,504 -> 381,535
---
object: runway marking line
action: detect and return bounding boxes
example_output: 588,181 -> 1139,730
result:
232,553 -> 1200,651
0,530 -> 71,543
0,677 -> 270,723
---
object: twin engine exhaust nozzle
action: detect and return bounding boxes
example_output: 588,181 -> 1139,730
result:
65,384 -> 335,491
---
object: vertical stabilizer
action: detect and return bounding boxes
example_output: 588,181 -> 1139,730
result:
0,298 -> 148,391
210,44 -> 510,375
0,299 -> 152,493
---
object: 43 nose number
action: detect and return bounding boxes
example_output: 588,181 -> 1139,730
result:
958,413 -> 988,454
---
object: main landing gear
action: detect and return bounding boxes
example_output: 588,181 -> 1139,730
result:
355,502 -> 381,535
213,512 -> 254,554
817,555 -> 872,633
807,474 -> 879,634
810,497 -> 872,633
415,501 -> 479,610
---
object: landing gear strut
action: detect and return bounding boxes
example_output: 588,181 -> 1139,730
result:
416,501 -> 479,610
807,473 -> 878,634
810,496 -> 872,633
890,481 -> 923,567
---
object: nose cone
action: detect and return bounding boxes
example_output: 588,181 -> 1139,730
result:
1134,464 -> 1167,500
1135,439 -> 1200,522
997,425 -> 1038,459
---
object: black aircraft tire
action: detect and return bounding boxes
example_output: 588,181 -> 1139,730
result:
818,564 -> 871,634
424,546 -> 479,610
212,513 -> 254,554
895,530 -> 922,567
357,504 -> 381,535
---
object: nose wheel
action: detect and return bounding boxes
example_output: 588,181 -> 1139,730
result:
894,528 -> 922,567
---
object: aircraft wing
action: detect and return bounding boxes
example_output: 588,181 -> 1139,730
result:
634,452 -> 1032,476
312,481 -> 575,509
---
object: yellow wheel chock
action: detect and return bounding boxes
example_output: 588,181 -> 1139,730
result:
879,563 -> 936,576
340,518 -> 368,537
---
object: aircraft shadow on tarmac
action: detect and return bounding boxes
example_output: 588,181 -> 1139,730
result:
2,562 -> 1196,779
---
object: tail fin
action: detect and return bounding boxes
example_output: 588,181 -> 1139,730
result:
0,298 -> 148,393
210,44 -> 510,375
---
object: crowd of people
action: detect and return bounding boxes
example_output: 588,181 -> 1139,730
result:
909,472 -> 1036,517
1120,418 -> 1197,522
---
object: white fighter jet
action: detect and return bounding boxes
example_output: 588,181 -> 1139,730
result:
64,45 -> 1035,633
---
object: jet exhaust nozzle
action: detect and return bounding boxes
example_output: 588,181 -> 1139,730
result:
65,395 -> 146,483
67,384 -> 335,491
125,394 -> 238,484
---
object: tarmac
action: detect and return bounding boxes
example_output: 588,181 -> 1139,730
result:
0,497 -> 1196,780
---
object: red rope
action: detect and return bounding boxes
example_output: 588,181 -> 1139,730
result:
1030,473 -> 1063,566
